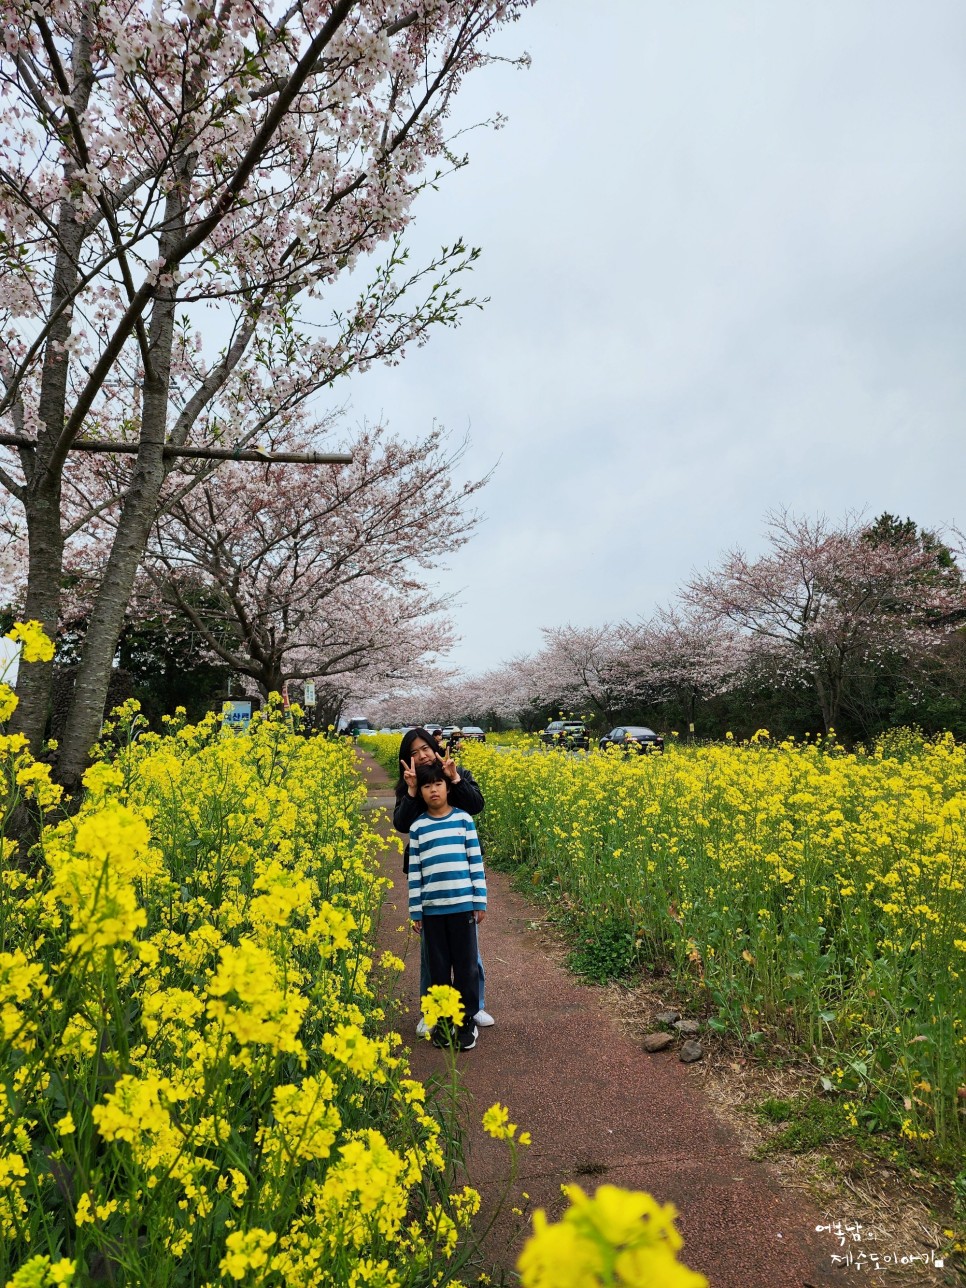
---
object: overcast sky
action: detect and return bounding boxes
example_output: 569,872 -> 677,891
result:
336,0 -> 966,676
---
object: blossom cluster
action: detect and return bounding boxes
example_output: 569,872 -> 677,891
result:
517,1184 -> 708,1288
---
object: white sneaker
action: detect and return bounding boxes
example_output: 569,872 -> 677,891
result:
415,1017 -> 429,1037
474,1009 -> 495,1027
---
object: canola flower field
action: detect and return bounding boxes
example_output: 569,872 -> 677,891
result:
367,729 -> 966,1166
1,631 -> 706,1288
2,662 -> 486,1285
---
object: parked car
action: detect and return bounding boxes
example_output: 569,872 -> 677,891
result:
339,717 -> 374,737
539,720 -> 590,750
459,726 -> 486,742
598,726 -> 664,754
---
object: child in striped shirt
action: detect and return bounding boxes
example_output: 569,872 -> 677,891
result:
408,761 -> 487,1051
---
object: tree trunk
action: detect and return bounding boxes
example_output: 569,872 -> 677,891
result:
259,661 -> 284,700
813,669 -> 837,735
56,174 -> 186,790
11,7 -> 95,756
317,692 -> 344,732
55,437 -> 168,788
10,479 -> 64,753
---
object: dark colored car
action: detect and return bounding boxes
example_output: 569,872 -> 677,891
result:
539,720 -> 590,750
598,725 -> 665,754
459,726 -> 486,742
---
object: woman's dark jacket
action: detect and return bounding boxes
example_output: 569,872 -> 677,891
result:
394,769 -> 484,873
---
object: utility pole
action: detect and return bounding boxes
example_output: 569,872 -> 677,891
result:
0,433 -> 352,466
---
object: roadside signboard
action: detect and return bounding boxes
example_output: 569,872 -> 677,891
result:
222,699 -> 253,732
303,681 -> 316,707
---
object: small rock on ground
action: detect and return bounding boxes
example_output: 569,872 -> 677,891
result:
655,1010 -> 681,1025
674,1019 -> 701,1036
642,1032 -> 675,1053
680,1040 -> 704,1063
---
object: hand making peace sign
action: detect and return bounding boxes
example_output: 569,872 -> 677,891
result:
402,757 -> 418,796
439,748 -> 460,783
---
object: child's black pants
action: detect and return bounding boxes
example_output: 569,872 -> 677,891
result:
423,912 -> 480,1028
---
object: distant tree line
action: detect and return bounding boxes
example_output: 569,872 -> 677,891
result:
372,511 -> 966,745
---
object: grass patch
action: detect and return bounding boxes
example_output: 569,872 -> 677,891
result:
564,916 -> 644,983
752,1094 -> 855,1154
751,1094 -> 928,1175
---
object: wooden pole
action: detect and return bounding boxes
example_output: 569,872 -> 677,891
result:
0,432 -> 352,465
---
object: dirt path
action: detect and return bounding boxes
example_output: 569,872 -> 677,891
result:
357,750 -> 845,1286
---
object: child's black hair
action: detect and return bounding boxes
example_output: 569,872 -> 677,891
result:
416,761 -> 447,788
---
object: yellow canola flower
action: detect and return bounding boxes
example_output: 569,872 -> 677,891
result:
420,985 -> 464,1032
219,1228 -> 277,1281
141,987 -> 205,1040
14,760 -> 62,810
0,950 -> 51,1048
207,938 -> 307,1055
347,1260 -> 401,1287
48,804 -> 154,954
517,1184 -> 708,1288
81,761 -> 126,798
0,1152 -> 28,1185
56,1012 -> 99,1061
249,859 -> 315,929
74,1192 -> 118,1226
6,621 -> 55,664
215,1168 -> 249,1207
0,684 -> 17,722
307,901 -> 358,955
518,1210 -> 606,1286
257,1075 -> 341,1165
321,1023 -> 390,1082
482,1102 -> 523,1142
4,1255 -> 76,1286
73,803 -> 151,870
92,1072 -> 184,1161
0,951 -> 48,1007
318,1130 -> 408,1246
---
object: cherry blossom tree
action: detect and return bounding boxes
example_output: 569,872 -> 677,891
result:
525,624 -> 629,725
141,421 -> 479,697
621,606 -> 746,734
685,509 -> 966,733
390,665 -> 504,725
365,650 -> 554,730
406,629 -> 632,731
0,0 -> 532,785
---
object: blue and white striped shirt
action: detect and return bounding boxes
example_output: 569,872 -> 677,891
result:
408,808 -> 487,918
